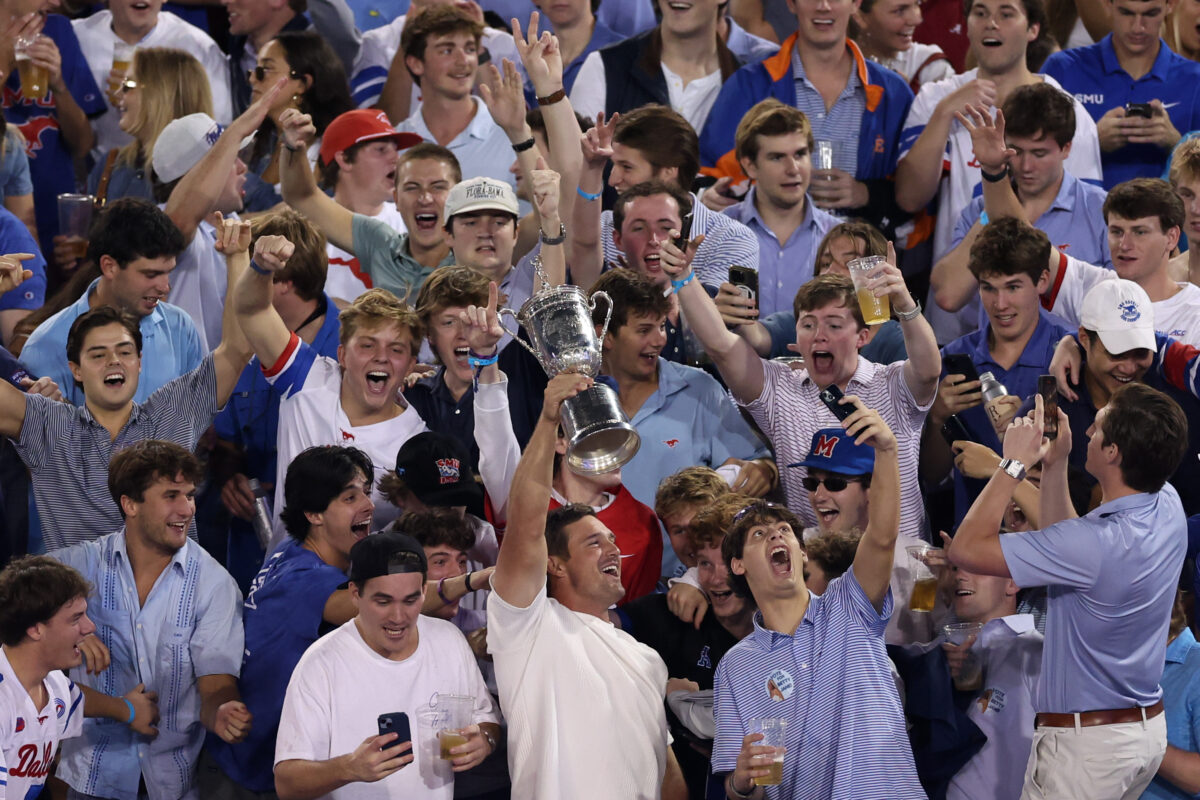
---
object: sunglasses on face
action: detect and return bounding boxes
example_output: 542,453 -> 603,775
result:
801,475 -> 861,492
248,65 -> 302,83
117,78 -> 138,93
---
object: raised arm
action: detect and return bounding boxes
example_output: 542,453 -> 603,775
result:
1036,405 -> 1076,528
930,216 -> 987,312
871,242 -> 940,404
464,281 -> 519,519
232,233 -> 296,371
278,108 -> 355,253
659,233 -> 766,403
569,112 -> 617,288
0,255 -> 37,437
491,372 -> 594,608
949,396 -> 1052,577
166,79 -> 285,243
211,215 -> 255,406
843,399 -> 900,611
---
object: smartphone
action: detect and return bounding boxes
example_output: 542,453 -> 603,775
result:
377,712 -> 411,745
1125,102 -> 1154,118
819,384 -> 856,421
940,414 -> 974,448
1038,374 -> 1058,440
729,265 -> 759,304
672,211 -> 693,251
943,353 -> 980,384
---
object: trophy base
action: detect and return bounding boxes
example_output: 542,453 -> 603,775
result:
561,385 -> 641,475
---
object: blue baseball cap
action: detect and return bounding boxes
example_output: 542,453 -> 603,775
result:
788,428 -> 874,475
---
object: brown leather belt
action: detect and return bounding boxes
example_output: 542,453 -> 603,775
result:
1035,700 -> 1164,728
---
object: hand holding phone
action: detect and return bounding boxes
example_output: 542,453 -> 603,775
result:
819,384 -> 856,422
1125,102 -> 1154,118
943,353 -> 980,384
1038,374 -> 1058,440
378,712 -> 411,747
728,265 -> 758,305
672,211 -> 693,252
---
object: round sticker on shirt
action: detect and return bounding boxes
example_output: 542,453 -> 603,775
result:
765,669 -> 794,701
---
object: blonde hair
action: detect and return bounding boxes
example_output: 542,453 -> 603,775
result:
118,48 -> 213,168
687,492 -> 755,553
338,288 -> 423,352
654,466 -> 730,520
1169,137 -> 1200,189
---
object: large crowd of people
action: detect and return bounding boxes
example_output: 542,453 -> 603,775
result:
0,0 -> 1198,797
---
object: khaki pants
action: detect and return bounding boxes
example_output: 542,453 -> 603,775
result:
1021,712 -> 1167,800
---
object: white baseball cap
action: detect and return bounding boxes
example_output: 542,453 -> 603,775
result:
442,177 -> 519,225
151,113 -> 256,184
1079,278 -> 1157,354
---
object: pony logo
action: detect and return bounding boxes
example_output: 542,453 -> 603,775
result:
436,457 -> 461,485
812,434 -> 839,459
1118,300 -> 1141,323
340,429 -> 355,441
663,438 -> 680,448
17,116 -> 59,156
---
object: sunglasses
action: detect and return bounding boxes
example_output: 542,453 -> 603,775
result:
801,475 -> 861,492
248,65 -> 302,83
731,500 -> 786,527
117,78 -> 138,93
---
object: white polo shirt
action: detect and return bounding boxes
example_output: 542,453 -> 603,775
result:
73,10 -> 232,160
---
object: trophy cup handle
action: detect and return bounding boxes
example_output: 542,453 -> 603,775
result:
591,291 -> 614,343
497,307 -> 547,367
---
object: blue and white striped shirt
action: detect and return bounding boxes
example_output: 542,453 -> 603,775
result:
52,532 -> 243,800
792,48 -> 866,178
712,567 -> 926,799
14,356 -> 219,551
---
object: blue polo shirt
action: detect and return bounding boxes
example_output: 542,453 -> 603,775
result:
723,188 -> 839,316
206,539 -> 346,793
1041,36 -> 1200,188
1143,627 -> 1200,800
712,568 -> 925,799
942,309 -> 1073,521
19,277 -> 204,406
1000,484 -> 1186,714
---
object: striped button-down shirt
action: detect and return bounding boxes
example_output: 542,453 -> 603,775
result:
52,532 -> 243,800
741,356 -> 931,540
14,356 -> 218,551
712,568 -> 925,799
792,48 -> 866,177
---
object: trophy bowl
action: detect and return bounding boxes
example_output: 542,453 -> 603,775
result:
560,383 -> 641,474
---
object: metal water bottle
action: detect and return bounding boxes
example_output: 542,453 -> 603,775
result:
248,478 -> 273,550
979,372 -> 1009,427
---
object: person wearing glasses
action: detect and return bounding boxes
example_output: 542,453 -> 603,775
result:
73,1 -> 230,162
793,427 -> 875,542
711,400 -> 925,800
242,31 -> 354,213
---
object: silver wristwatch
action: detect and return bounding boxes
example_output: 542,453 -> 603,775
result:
998,458 -> 1027,481
894,300 -> 922,321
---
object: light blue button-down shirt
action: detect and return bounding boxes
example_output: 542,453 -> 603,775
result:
1000,483 -> 1186,714
723,187 -> 839,316
19,277 -> 203,406
1142,627 -> 1200,800
52,532 -> 244,800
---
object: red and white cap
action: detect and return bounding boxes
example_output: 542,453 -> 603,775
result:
319,109 -> 423,165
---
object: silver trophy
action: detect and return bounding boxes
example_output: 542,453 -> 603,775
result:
500,262 -> 640,474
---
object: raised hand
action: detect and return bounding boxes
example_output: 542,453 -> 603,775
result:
237,76 -> 287,135
251,234 -> 295,273
540,372 -> 593,424
1001,394 -> 1052,469
478,59 -> 530,139
581,111 -> 618,169
530,157 -> 561,223
513,12 -> 563,97
459,281 -> 505,355
955,104 -> 1015,174
278,107 -> 317,152
214,212 -> 252,255
658,230 -> 705,282
0,251 -> 34,295
841,397 -> 897,452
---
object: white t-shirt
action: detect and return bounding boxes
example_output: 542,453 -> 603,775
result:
168,217 -> 227,352
1152,282 -> 1200,345
264,334 -> 428,550
275,617 -> 498,800
1044,253 -> 1117,328
73,10 -> 232,159
326,202 -> 408,304
899,71 -> 1103,341
571,54 -> 724,134
873,42 -> 957,91
0,647 -> 85,800
487,585 -> 670,799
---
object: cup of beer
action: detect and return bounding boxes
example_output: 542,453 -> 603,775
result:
109,41 -> 135,104
748,717 -> 787,786
58,194 -> 94,262
433,693 -> 474,760
814,139 -> 835,172
943,622 -> 985,691
905,544 -> 944,613
846,255 -> 890,326
14,36 -> 47,101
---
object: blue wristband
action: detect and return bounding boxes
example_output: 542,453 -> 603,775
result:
122,698 -> 135,725
577,186 -> 602,201
670,272 -> 695,294
249,259 -> 271,276
468,349 -> 499,368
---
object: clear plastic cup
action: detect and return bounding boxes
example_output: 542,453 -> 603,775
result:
906,544 -> 945,613
943,622 -> 985,690
847,255 -> 890,325
748,717 -> 787,786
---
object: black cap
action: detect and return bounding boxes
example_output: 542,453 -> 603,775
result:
348,529 -> 428,585
393,432 -> 484,510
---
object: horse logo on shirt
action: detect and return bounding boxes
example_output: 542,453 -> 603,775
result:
663,439 -> 680,448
